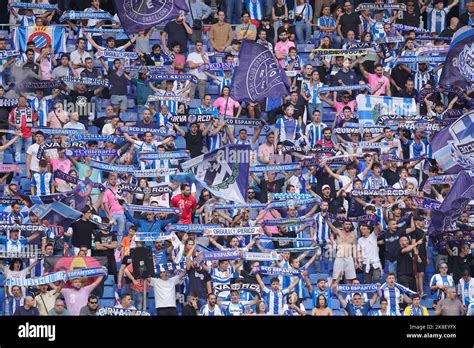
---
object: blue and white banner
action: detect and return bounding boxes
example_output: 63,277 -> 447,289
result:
18,80 -> 63,90
0,223 -> 47,232
213,202 -> 267,210
214,283 -> 261,294
146,73 -> 198,84
334,126 -> 385,134
61,76 -> 111,88
262,217 -> 314,226
250,163 -> 301,173
135,232 -> 171,242
139,151 -> 190,161
60,10 -> 114,22
343,141 -> 395,149
83,28 -> 125,34
97,307 -> 151,316
275,247 -> 318,253
95,50 -> 138,60
4,266 -> 107,286
199,62 -> 235,72
431,110 -> 474,174
269,193 -> 314,200
319,84 -> 371,93
65,149 -> 119,157
0,196 -> 21,206
202,249 -> 240,261
157,261 -> 187,273
88,160 -> 135,173
68,134 -> 122,143
412,196 -> 442,210
351,188 -> 411,196
327,213 -> 377,222
117,183 -> 171,195
396,56 -> 445,64
168,224 -> 220,233
393,24 -> 429,34
126,204 -> 180,214
181,144 -> 251,204
9,2 -> 59,11
113,0 -> 189,36
253,266 -> 301,277
14,26 -> 66,53
439,26 -> 474,90
243,251 -> 279,261
224,117 -> 266,128
0,50 -> 20,59
203,227 -> 263,236
428,170 -> 474,184
118,126 -> 170,137
32,127 -> 82,136
0,99 -> 18,107
356,94 -> 418,126
168,114 -> 213,124
37,141 -> 86,160
268,198 -> 321,210
338,284 -> 378,293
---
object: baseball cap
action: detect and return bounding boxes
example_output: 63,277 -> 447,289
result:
231,39 -> 241,45
262,16 -> 271,22
322,184 -> 331,190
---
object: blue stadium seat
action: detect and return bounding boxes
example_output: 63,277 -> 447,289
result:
99,298 -> 116,307
103,286 -> 116,299
20,178 -> 31,192
104,275 -> 115,285
3,153 -> 13,164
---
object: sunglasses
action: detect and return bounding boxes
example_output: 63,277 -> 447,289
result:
89,301 -> 98,304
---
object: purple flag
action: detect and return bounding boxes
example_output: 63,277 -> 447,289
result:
113,0 -> 189,36
431,110 -> 474,174
230,40 -> 290,102
439,26 -> 474,90
429,171 -> 474,235
181,144 -> 250,204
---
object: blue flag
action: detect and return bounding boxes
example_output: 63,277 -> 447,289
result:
429,171 -> 474,235
181,145 -> 250,204
14,26 -> 66,53
431,110 -> 474,174
112,0 -> 189,36
439,26 -> 474,90
230,40 -> 290,102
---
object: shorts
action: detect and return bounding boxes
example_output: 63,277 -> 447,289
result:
110,95 -> 128,111
415,261 -> 426,273
333,257 -> 356,280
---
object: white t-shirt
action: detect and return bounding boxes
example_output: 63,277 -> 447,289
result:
150,276 -> 180,308
357,232 -> 381,268
101,123 -> 116,135
186,52 -> 208,80
70,50 -> 92,75
64,121 -> 86,130
26,143 -> 41,172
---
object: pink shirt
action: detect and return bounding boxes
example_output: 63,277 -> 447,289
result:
333,100 -> 357,113
103,187 -> 125,214
260,210 -> 282,235
213,97 -> 240,117
367,73 -> 390,96
49,158 -> 72,183
61,284 -> 94,316
275,40 -> 295,67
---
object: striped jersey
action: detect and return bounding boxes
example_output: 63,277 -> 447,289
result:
26,95 -> 54,127
305,122 -> 327,147
200,304 -> 223,316
364,175 -> 388,189
262,286 -> 290,315
275,116 -> 302,143
426,6 -> 449,33
458,278 -> 474,307
31,172 -> 53,196
244,0 -> 264,20
430,274 -> 454,300
303,81 -> 324,105
317,16 -> 336,38
222,300 -> 250,316
379,284 -> 402,315
207,128 -> 225,152
313,212 -> 330,244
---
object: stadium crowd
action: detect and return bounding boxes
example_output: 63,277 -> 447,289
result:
0,0 -> 472,317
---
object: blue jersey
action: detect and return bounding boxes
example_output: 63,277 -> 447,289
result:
275,116 -> 301,143
31,172 -> 53,196
305,122 -> 327,147
344,302 -> 371,316
244,0 -> 264,20
262,286 -> 290,315
313,212 -> 330,244
407,139 -> 431,159
427,6 -> 449,33
312,287 -> 332,308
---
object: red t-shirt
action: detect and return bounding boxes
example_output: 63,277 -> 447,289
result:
9,107 -> 37,138
170,194 -> 197,224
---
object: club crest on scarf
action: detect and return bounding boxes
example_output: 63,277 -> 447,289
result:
448,110 -> 474,169
246,50 -> 284,101
453,42 -> 474,88
124,0 -> 174,23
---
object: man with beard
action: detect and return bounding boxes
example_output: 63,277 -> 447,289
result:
161,13 -> 193,54
326,219 -> 358,284
275,29 -> 295,68
171,184 -> 197,224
